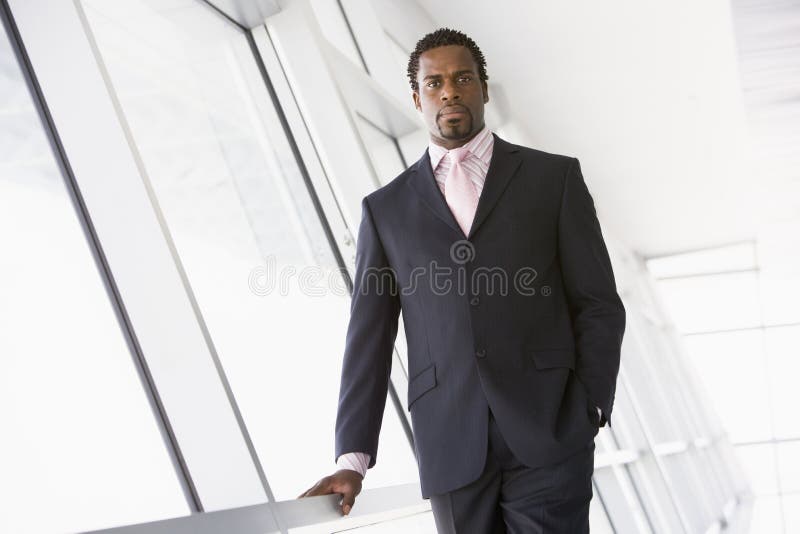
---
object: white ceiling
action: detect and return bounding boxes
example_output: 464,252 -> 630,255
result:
412,0 -> 799,258
730,0 -> 800,194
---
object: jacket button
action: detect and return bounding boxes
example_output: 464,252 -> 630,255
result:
470,296 -> 480,306
476,348 -> 487,358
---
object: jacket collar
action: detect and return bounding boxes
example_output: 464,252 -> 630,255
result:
408,132 -> 522,240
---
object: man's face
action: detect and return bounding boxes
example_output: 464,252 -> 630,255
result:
412,45 -> 489,150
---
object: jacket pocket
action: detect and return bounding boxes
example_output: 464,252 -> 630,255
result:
407,363 -> 437,410
529,348 -> 576,370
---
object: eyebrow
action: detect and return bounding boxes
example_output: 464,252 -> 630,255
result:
422,69 -> 476,81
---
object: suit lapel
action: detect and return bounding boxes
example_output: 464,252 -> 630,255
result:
407,148 -> 463,235
467,134 -> 522,240
407,132 -> 522,240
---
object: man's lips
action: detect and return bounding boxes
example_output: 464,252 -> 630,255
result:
439,107 -> 468,119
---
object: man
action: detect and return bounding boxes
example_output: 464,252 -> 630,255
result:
299,28 -> 626,533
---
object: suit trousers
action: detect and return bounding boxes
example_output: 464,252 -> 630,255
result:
429,409 -> 595,533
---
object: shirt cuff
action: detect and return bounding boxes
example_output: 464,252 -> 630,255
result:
336,451 -> 370,478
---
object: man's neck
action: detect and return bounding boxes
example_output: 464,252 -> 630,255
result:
429,126 -> 485,150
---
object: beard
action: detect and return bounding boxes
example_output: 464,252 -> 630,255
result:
436,109 -> 474,139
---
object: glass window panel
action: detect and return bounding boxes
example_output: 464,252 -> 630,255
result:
691,448 -> 726,512
783,494 -> 800,534
672,334 -> 727,438
309,0 -> 364,70
595,427 -> 611,454
645,242 -> 756,278
720,440 -> 751,495
758,272 -> 800,326
630,455 -> 686,534
746,495 -> 783,534
351,117 -> 408,371
384,30 -> 410,81
394,315 -> 410,377
716,448 -> 739,501
660,335 -> 715,439
626,276 -> 664,320
589,489 -> 615,534
620,318 -> 685,444
659,454 -> 709,533
776,440 -> 800,494
758,225 -> 800,332
764,326 -> 800,439
734,443 -> 779,495
0,17 -> 189,534
605,381 -> 649,452
354,114 -> 406,187
683,330 -> 772,443
757,224 -> 800,277
593,467 -> 652,533
654,271 -> 762,333
710,443 -> 739,499
641,325 -> 697,440
81,0 -> 419,502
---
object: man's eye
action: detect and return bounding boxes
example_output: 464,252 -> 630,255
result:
427,81 -> 440,88
458,76 -> 473,83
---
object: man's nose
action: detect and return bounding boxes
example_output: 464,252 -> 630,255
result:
440,80 -> 461,101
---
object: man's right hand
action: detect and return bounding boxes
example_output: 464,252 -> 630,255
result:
297,469 -> 364,516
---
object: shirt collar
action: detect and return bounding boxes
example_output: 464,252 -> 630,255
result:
428,125 -> 494,172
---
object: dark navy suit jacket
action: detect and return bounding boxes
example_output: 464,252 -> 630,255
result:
335,133 -> 626,498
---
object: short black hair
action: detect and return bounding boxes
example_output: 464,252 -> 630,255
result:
407,28 -> 489,92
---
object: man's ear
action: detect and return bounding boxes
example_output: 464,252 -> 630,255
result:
412,91 -> 421,112
482,81 -> 490,104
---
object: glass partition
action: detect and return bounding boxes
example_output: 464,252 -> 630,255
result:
0,11 -> 189,534
80,0 -> 420,502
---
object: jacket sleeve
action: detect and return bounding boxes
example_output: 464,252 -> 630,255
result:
334,196 -> 401,468
557,158 -> 626,426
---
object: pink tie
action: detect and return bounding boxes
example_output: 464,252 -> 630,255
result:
444,146 -> 479,237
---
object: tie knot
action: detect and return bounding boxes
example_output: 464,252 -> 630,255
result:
448,146 -> 470,163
